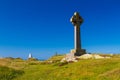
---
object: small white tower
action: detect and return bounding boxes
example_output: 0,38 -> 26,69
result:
28,53 -> 32,58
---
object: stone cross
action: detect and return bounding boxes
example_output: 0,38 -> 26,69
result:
70,12 -> 86,56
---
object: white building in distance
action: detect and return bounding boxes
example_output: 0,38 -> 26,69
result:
28,53 -> 32,58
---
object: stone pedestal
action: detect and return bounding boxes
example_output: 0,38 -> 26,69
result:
70,49 -> 86,56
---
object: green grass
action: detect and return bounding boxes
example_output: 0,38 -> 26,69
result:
0,66 -> 24,80
0,54 -> 120,80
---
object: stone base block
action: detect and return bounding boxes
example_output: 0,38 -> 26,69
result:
70,49 -> 86,56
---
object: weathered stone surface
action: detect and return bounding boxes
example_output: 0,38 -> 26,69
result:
61,53 -> 77,62
61,54 -> 111,62
77,54 -> 111,59
78,54 -> 93,59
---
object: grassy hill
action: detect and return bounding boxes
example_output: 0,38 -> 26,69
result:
0,54 -> 120,80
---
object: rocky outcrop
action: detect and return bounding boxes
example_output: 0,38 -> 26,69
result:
61,54 -> 111,62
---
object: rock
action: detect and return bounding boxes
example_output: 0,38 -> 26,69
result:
61,53 -> 78,62
61,53 -> 111,63
93,54 -> 105,59
78,54 -> 93,59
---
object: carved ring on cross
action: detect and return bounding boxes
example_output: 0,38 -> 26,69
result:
70,12 -> 83,26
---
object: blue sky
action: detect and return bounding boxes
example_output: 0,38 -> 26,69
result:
0,0 -> 120,59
